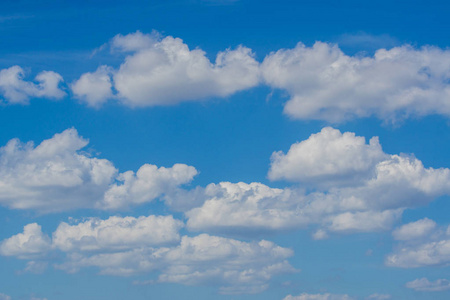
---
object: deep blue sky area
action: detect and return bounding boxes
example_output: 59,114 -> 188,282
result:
0,1 -> 450,300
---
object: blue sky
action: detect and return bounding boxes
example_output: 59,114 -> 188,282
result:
1,0 -> 450,299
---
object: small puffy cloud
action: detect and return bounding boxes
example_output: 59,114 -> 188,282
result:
392,218 -> 437,241
268,127 -> 387,187
262,42 -> 450,122
71,65 -> 113,107
406,277 -> 450,292
73,31 -> 260,107
0,66 -> 65,104
52,215 -> 183,252
386,220 -> 450,268
185,128 -> 450,237
101,164 -> 197,210
283,293 -> 353,300
111,30 -> 157,52
0,223 -> 51,259
0,129 -> 197,212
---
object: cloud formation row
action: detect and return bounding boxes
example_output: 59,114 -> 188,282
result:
1,127 -> 449,240
0,217 -> 295,294
2,127 -> 450,292
2,31 -> 450,123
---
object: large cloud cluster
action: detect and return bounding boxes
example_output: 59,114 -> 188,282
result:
0,128 -> 197,212
262,42 -> 450,122
0,218 -> 295,294
72,31 -> 260,107
4,31 -> 450,125
184,128 -> 450,237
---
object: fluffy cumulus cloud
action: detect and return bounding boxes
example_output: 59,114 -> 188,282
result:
185,180 -> 404,236
262,42 -> 450,122
283,293 -> 353,300
0,294 -> 11,300
185,182 -> 306,234
406,277 -> 450,292
0,219 -> 294,294
57,234 -> 295,294
386,219 -> 450,268
268,127 -> 387,187
0,128 -> 197,212
0,66 -> 65,104
154,234 -> 294,294
52,215 -> 183,252
101,163 -> 197,210
70,65 -> 113,107
184,128 -> 450,237
72,31 -> 260,107
0,223 -> 51,259
392,218 -> 437,241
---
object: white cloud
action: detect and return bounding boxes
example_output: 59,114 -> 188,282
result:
268,127 -> 387,187
184,181 -> 404,236
111,30 -> 157,52
0,66 -> 65,104
101,164 -> 197,210
73,31 -> 260,107
0,223 -> 51,259
185,128 -> 450,237
0,128 -> 197,212
283,293 -> 353,300
406,277 -> 450,292
0,128 -> 116,211
386,239 -> 450,268
1,221 -> 294,294
185,182 -> 308,234
392,218 -> 437,241
52,215 -> 183,252
71,65 -> 113,107
156,234 -> 295,294
262,42 -> 450,122
328,210 -> 402,233
386,219 -> 450,268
